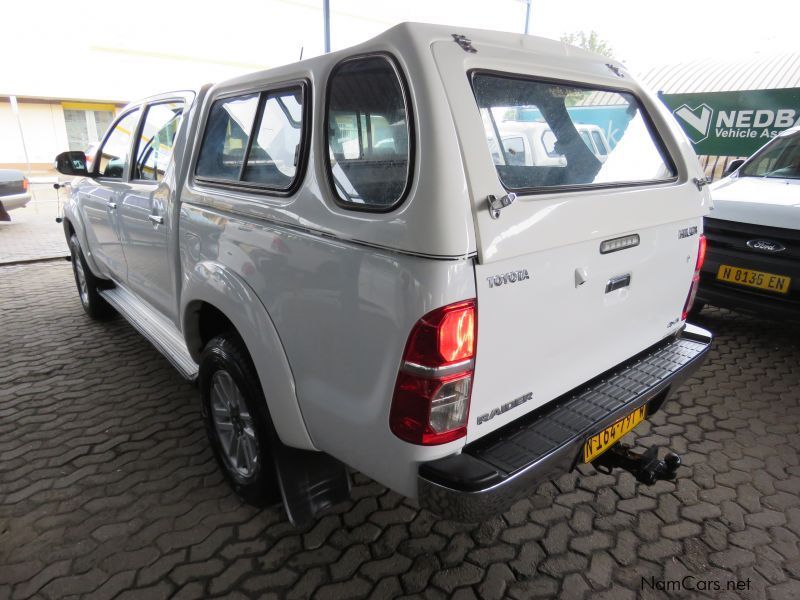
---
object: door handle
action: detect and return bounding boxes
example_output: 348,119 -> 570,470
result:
148,214 -> 164,225
106,201 -> 117,209
605,273 -> 631,293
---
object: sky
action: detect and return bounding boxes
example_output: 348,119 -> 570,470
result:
1,0 -> 797,101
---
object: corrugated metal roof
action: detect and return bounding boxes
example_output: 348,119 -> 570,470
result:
638,52 -> 800,94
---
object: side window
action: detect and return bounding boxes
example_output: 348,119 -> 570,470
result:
133,101 -> 185,182
542,130 -> 559,158
243,90 -> 303,189
579,130 -> 594,153
326,55 -> 412,210
504,137 -> 526,166
97,110 -> 141,178
196,94 -> 259,181
195,85 -> 307,191
591,130 -> 609,156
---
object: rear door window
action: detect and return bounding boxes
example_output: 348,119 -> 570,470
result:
326,55 -> 413,210
472,73 -> 676,192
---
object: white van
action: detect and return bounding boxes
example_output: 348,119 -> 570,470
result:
55,23 -> 712,525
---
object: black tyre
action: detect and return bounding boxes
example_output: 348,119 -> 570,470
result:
199,332 -> 279,506
69,234 -> 113,319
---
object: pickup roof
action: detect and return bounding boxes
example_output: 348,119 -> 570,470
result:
56,22 -> 712,525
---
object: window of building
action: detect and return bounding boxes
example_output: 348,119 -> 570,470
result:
63,104 -> 116,152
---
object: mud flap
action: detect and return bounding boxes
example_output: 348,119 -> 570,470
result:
0,202 -> 10,222
272,441 -> 351,527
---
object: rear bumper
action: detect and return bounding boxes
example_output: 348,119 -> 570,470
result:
0,192 -> 32,211
417,324 -> 712,521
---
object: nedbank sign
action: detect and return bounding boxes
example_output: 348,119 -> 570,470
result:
660,88 -> 800,156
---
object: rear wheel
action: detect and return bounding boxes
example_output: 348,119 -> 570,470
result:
69,234 -> 113,319
199,332 -> 279,506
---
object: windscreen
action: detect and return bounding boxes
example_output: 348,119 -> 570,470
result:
739,133 -> 800,179
472,74 -> 676,191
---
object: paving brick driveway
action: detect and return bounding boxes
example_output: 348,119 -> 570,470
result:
1,262 -> 799,600
0,184 -> 68,265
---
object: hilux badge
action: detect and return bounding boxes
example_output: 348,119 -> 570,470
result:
678,226 -> 698,239
747,239 -> 785,253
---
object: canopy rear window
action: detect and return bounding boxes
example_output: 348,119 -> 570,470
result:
471,73 -> 676,192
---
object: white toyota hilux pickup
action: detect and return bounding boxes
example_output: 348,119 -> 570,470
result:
55,23 -> 712,525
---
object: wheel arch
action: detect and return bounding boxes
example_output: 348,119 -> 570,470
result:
62,202 -> 104,277
181,261 -> 316,451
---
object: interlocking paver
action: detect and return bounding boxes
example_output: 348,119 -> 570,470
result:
2,262 -> 800,598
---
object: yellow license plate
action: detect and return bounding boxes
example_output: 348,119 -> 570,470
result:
584,406 -> 646,463
717,264 -> 791,294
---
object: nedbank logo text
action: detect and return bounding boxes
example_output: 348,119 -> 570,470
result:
674,105 -> 800,144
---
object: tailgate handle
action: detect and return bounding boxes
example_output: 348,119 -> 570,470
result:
605,274 -> 631,293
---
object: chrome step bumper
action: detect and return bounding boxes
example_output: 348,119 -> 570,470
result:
418,324 -> 712,522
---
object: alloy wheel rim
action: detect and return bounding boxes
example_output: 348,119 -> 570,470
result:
210,370 -> 258,478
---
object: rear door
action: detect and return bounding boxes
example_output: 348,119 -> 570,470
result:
118,98 -> 187,319
432,41 -> 710,442
80,108 -> 142,280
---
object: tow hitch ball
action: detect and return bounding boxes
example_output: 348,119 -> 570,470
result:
593,443 -> 681,485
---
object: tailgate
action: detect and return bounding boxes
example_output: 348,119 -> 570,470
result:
430,40 -> 710,443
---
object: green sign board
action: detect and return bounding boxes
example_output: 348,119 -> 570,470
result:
660,88 -> 800,156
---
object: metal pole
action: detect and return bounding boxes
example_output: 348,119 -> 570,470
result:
524,0 -> 531,35
9,95 -> 37,205
9,96 -> 32,177
323,0 -> 331,53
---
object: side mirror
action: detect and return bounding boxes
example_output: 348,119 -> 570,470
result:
55,151 -> 89,176
725,158 -> 745,176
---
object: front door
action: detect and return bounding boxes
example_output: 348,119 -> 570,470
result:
79,108 -> 142,280
118,99 -> 186,320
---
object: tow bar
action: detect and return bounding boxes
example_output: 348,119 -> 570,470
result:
593,443 -> 681,485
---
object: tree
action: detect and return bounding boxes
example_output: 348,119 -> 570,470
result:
559,31 -> 615,59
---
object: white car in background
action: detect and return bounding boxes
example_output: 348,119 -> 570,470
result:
697,126 -> 799,319
487,120 -> 611,167
0,169 -> 31,221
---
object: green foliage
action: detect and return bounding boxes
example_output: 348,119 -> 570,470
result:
559,31 -> 616,106
559,31 -> 615,59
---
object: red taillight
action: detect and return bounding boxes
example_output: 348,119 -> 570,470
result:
682,234 -> 706,320
696,235 -> 707,271
390,300 -> 476,445
22,178 -> 29,191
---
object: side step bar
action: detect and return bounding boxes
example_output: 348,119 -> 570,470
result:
99,287 -> 199,380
